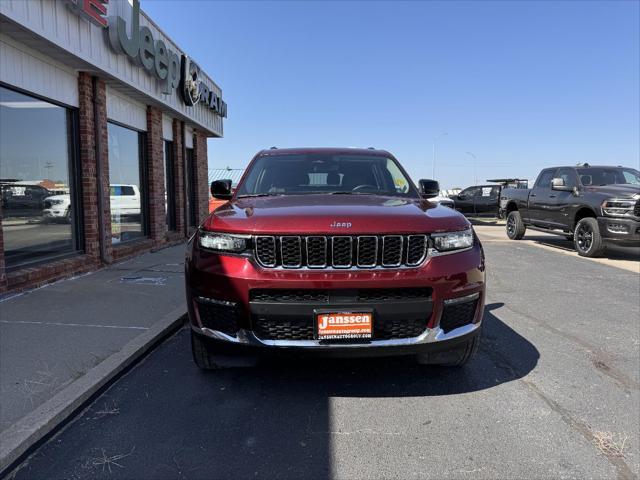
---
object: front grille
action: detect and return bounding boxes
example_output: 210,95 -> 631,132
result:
249,288 -> 432,303
374,317 -> 426,340
634,200 -> 640,217
357,288 -> 431,302
439,299 -> 478,333
196,299 -> 239,336
253,317 -> 314,341
254,235 -> 428,269
250,289 -> 330,303
252,317 -> 426,341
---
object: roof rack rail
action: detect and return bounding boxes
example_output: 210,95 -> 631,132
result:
367,147 -> 376,150
269,146 -> 278,149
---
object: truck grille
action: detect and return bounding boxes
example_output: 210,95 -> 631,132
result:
249,288 -> 432,303
634,200 -> 640,217
252,317 -> 426,341
254,235 -> 428,269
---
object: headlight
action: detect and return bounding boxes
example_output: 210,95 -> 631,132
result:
49,199 -> 64,205
431,228 -> 474,252
602,198 -> 636,217
199,231 -> 249,252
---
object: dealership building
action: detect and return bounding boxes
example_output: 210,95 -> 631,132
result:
0,0 -> 226,293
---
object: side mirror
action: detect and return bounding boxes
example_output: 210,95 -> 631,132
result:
551,178 -> 573,192
210,179 -> 233,199
419,179 -> 440,199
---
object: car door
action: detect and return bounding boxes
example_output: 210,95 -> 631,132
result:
474,186 -> 500,215
548,167 -> 578,230
455,187 -> 478,214
528,168 -> 557,225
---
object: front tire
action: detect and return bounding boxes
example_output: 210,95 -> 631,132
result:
191,330 -> 220,370
574,217 -> 603,257
506,211 -> 526,240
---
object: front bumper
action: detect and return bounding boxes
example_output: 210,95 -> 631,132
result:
597,217 -> 640,246
43,208 -> 66,218
186,240 -> 486,357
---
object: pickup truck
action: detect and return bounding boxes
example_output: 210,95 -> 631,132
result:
186,147 -> 485,370
500,164 -> 640,257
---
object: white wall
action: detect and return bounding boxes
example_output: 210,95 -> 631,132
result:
106,86 -> 147,131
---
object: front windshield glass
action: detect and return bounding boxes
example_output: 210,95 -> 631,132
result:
576,167 -> 640,186
236,154 -> 418,197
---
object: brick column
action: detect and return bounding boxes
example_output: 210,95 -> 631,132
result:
193,131 -> 209,224
0,205 -> 6,293
172,119 -> 186,235
146,106 -> 166,243
78,73 -> 112,263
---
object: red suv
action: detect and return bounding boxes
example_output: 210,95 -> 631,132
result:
186,148 -> 485,369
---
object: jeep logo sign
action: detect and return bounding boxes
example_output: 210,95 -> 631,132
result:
64,0 -> 227,117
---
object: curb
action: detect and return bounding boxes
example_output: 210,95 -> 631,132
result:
0,305 -> 187,476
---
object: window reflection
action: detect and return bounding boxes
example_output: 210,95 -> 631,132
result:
0,86 -> 76,268
108,122 -> 145,243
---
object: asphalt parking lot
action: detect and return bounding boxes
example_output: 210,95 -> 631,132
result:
7,225 -> 640,480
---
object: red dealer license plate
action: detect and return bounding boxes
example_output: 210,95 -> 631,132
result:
316,311 -> 373,340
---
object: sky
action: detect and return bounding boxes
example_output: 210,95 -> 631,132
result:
143,0 -> 640,189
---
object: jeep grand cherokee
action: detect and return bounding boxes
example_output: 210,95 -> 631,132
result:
185,148 -> 486,369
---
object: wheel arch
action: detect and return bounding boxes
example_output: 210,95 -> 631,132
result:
573,207 -> 597,231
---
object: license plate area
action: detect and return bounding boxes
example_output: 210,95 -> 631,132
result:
315,310 -> 373,342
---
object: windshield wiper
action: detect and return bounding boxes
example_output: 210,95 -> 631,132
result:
236,193 -> 283,198
327,191 -> 377,195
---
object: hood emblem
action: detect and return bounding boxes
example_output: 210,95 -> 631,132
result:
330,221 -> 352,228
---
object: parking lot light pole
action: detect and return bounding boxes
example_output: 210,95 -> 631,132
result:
432,132 -> 448,179
466,151 -> 477,185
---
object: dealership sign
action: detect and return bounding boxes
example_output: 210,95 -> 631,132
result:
65,0 -> 227,117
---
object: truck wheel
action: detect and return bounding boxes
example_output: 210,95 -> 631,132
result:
416,334 -> 480,367
574,217 -> 603,257
506,211 -> 526,240
191,330 -> 220,370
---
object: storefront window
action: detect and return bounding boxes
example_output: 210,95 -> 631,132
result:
164,141 -> 176,230
107,122 -> 145,243
0,86 -> 78,269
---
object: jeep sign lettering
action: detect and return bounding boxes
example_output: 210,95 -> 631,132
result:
64,0 -> 226,117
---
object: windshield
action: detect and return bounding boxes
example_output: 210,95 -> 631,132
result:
576,167 -> 640,186
236,154 -> 418,197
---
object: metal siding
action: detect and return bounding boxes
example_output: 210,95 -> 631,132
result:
184,124 -> 194,149
0,33 -> 78,107
106,85 -> 147,131
0,0 -> 223,136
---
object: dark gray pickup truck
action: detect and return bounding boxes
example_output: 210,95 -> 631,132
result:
500,164 -> 640,257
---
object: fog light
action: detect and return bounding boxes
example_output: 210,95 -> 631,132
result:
607,224 -> 629,234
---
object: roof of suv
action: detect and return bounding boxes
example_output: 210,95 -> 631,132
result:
257,147 -> 392,157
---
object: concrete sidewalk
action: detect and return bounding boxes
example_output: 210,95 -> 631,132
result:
0,244 -> 187,434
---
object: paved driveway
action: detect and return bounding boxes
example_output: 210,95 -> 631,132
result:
9,231 -> 640,479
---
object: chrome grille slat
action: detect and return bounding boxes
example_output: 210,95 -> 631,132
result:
254,235 -> 429,269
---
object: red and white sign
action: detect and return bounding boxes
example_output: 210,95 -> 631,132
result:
316,312 -> 373,340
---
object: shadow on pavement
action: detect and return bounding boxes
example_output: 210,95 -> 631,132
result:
12,303 -> 538,480
524,235 -> 640,261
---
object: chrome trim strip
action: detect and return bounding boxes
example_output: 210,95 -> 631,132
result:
443,292 -> 480,305
427,246 -> 473,257
305,236 -> 328,268
194,321 -> 481,348
280,236 -> 302,268
254,236 -> 277,267
382,235 -> 403,267
356,236 -> 378,268
331,236 -> 353,268
406,235 -> 428,266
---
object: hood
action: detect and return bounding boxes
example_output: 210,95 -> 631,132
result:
44,194 -> 70,201
583,184 -> 640,198
202,194 -> 469,235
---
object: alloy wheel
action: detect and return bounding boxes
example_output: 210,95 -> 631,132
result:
576,223 -> 593,253
507,215 -> 516,237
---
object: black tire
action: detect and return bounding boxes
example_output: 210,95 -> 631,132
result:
191,330 -> 220,370
65,207 -> 72,224
416,334 -> 480,367
506,210 -> 526,240
574,217 -> 604,257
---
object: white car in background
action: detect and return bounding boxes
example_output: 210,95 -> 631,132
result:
43,194 -> 71,222
43,184 -> 141,223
